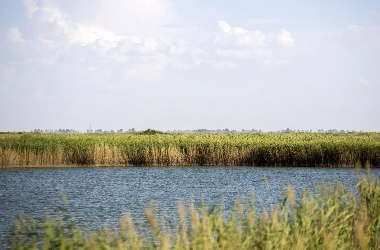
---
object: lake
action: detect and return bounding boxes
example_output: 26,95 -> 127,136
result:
1,166 -> 379,247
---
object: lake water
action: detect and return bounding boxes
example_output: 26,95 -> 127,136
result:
1,166 -> 379,247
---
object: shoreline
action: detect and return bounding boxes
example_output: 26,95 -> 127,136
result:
1,164 -> 378,169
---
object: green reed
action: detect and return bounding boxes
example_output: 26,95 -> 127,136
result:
1,132 -> 380,167
8,171 -> 380,250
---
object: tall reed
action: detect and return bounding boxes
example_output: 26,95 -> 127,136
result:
1,132 -> 380,167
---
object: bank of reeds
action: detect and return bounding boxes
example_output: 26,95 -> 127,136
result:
8,172 -> 380,249
1,132 -> 380,167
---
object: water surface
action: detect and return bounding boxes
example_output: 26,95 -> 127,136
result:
1,166 -> 379,246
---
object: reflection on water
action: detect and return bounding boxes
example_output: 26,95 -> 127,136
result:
0,167 -> 379,246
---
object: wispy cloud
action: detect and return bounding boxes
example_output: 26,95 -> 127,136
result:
349,25 -> 365,32
7,27 -> 25,43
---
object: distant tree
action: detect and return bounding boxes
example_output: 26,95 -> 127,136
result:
138,129 -> 165,135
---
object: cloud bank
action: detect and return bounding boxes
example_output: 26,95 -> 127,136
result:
0,0 -> 379,132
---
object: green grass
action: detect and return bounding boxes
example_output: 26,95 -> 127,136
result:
1,131 -> 380,167
8,170 -> 380,249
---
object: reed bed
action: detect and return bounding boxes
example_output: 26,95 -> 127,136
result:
8,171 -> 380,249
1,132 -> 380,167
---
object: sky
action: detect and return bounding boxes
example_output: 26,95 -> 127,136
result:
0,0 -> 379,132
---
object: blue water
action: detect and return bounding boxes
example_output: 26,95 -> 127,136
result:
0,167 -> 379,247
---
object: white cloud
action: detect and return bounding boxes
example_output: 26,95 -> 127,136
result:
32,4 -> 125,46
12,2 -> 298,80
215,20 -> 270,47
17,0 -> 299,74
36,5 -> 65,23
1,0 -> 380,133
231,27 -> 248,36
7,27 -> 25,43
37,34 -> 55,50
41,0 -> 178,43
216,21 -> 294,49
132,38 -> 164,54
168,40 -> 188,56
211,21 -> 295,68
23,0 -> 39,18
235,30 -> 268,47
21,0 -> 179,59
277,29 -> 294,47
115,37 -> 167,57
217,20 -> 232,33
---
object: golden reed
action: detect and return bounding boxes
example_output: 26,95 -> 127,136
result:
1,132 -> 380,167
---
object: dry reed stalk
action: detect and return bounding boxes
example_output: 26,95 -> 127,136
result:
1,132 -> 380,167
287,184 -> 295,208
144,208 -> 158,235
178,201 -> 188,249
356,205 -> 369,250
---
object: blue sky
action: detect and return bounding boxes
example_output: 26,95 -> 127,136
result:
0,0 -> 379,132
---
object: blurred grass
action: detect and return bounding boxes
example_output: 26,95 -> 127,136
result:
8,170 -> 380,249
1,132 -> 380,167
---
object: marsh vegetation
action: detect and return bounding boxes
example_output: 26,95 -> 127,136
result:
1,132 -> 380,167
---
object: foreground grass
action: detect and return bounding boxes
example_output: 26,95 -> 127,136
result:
8,171 -> 380,250
1,132 -> 380,167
